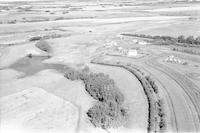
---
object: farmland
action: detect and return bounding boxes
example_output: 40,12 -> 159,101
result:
0,0 -> 200,133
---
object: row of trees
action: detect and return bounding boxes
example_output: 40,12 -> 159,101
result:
172,47 -> 200,55
112,61 -> 166,131
124,66 -> 158,131
128,33 -> 200,46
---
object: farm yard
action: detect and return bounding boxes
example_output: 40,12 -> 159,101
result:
0,0 -> 200,133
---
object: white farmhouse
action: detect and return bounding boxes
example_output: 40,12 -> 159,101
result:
127,49 -> 137,57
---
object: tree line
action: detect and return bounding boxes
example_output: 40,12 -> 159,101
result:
121,33 -> 200,46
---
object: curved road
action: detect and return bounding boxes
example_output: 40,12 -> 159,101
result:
141,54 -> 200,132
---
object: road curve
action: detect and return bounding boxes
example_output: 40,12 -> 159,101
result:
144,55 -> 200,132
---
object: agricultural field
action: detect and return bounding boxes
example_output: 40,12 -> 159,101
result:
0,0 -> 200,133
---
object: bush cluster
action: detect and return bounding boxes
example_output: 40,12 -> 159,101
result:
64,68 -> 125,105
145,75 -> 166,130
35,40 -> 51,52
87,102 -> 128,129
177,35 -> 200,45
145,76 -> 158,94
64,68 -> 83,80
64,66 -> 128,129
83,73 -> 124,105
157,99 -> 166,130
29,36 -> 42,41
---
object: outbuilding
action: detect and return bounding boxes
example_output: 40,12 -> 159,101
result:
127,49 -> 137,57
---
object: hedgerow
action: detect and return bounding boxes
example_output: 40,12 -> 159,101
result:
29,36 -> 42,41
145,76 -> 158,94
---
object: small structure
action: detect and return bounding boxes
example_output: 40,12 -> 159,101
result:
127,49 -> 137,57
138,41 -> 147,45
164,55 -> 187,65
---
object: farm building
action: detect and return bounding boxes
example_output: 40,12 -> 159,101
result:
127,49 -> 137,57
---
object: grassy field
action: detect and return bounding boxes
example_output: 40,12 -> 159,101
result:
0,87 -> 79,133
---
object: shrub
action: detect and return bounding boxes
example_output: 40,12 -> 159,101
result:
195,36 -> 200,45
172,47 -> 177,51
29,36 -> 42,41
177,35 -> 185,43
182,62 -> 188,65
186,36 -> 195,44
145,76 -> 158,94
35,40 -> 51,52
64,68 -> 81,80
82,65 -> 90,73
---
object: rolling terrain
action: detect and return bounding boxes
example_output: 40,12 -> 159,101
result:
0,0 -> 200,133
